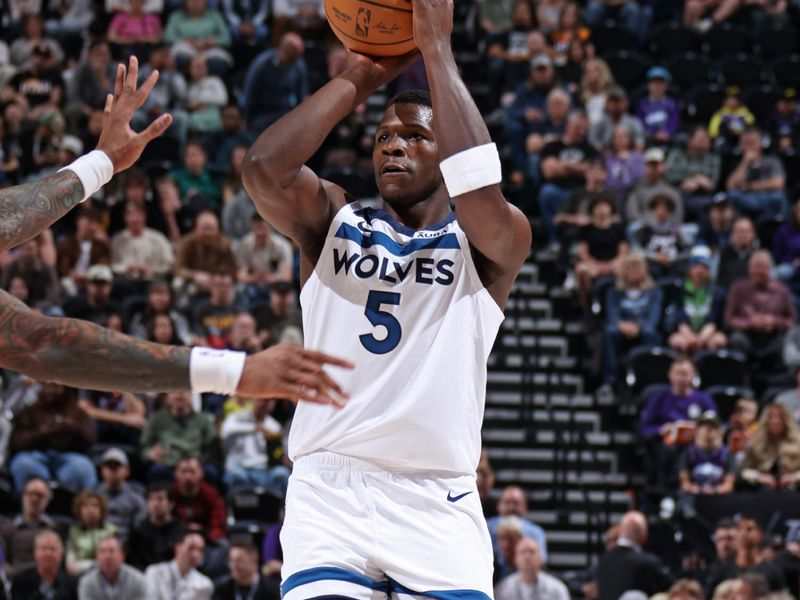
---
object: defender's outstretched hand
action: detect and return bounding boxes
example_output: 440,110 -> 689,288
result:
411,0 -> 454,52
237,343 -> 354,408
96,56 -> 173,173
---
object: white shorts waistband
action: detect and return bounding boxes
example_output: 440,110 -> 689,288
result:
291,451 -> 473,478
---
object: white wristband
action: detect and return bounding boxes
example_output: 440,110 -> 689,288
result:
439,142 -> 502,197
189,347 -> 246,395
58,150 -> 114,203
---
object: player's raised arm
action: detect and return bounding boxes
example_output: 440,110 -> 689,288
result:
241,52 -> 418,257
0,289 -> 351,404
0,56 -> 172,253
413,0 -> 531,299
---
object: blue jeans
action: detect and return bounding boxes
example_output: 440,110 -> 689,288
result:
602,325 -> 661,384
223,465 -> 290,497
538,183 -> 572,244
10,450 -> 97,493
584,0 -> 652,44
728,190 -> 788,220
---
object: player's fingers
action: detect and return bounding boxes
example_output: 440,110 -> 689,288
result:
284,380 -> 340,408
114,63 -> 125,98
103,93 -> 114,115
136,113 -> 172,143
134,69 -> 160,108
300,348 -> 354,370
124,55 -> 138,93
298,360 -> 349,399
292,373 -> 345,408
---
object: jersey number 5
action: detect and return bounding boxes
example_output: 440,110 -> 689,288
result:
359,290 -> 402,354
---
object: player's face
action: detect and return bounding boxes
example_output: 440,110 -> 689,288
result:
373,103 -> 442,206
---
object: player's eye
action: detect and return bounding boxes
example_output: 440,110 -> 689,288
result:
408,133 -> 423,141
377,133 -> 389,142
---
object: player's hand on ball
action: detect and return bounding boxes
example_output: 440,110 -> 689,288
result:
96,56 -> 173,174
411,0 -> 454,51
348,49 -> 420,88
237,343 -> 353,408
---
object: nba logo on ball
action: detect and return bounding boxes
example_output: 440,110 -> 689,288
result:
324,0 -> 416,56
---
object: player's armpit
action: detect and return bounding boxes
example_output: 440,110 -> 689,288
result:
0,289 -> 191,392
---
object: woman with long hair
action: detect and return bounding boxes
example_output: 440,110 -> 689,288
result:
581,58 -> 615,126
740,403 -> 800,489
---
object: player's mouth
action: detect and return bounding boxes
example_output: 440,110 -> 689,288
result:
380,162 -> 411,177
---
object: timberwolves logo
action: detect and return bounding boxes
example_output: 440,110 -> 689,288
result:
355,7 -> 371,37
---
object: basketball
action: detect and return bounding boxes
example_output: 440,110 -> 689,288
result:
324,0 -> 416,57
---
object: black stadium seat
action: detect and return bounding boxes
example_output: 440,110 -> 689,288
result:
603,51 -> 652,89
714,54 -> 765,88
228,486 -> 282,525
685,84 -> 726,123
755,26 -> 799,60
625,346 -> 678,397
755,216 -> 785,251
769,55 -> 800,88
591,21 -> 637,54
742,85 -> 780,124
706,385 -> 754,421
664,52 -> 711,92
694,349 -> 748,388
648,24 -> 701,58
702,24 -> 751,58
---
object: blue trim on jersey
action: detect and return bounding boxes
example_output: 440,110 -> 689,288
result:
281,566 -> 391,597
389,580 -> 492,600
334,223 -> 460,257
353,207 -> 457,236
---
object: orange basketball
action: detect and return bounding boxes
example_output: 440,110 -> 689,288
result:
324,0 -> 416,57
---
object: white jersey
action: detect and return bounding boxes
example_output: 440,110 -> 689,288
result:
289,201 -> 504,475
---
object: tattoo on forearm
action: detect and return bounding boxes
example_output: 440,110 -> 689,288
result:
0,290 -> 191,392
0,171 -> 84,251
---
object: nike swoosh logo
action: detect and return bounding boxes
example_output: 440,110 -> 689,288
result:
447,491 -> 473,503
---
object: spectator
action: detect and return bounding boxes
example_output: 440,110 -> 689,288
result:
252,281 -> 303,346
169,140 -> 222,212
668,579 -> 705,600
144,531 -> 213,600
597,511 -> 673,600
106,167 -> 167,238
9,382 -> 97,493
636,67 -> 679,143
495,516 -> 524,582
590,85 -> 645,151
667,248 -> 727,355
192,271 -> 242,348
221,148 -> 257,240
66,491 -> 117,576
0,478 -> 56,578
164,0 -> 232,75
129,279 -> 192,345
234,214 -> 293,290
107,0 -> 163,57
208,104 -> 251,176
635,194 -> 689,279
212,542 -> 280,600
731,574 -> 769,600
580,58 -> 614,126
243,33 -> 308,132
678,412 -> 735,494
583,0 -> 651,42
699,193 -> 735,252
221,144 -> 246,205
725,251 -> 797,363
539,111 -> 599,244
220,0 -> 269,63
495,537 -> 570,600
604,124 -> 645,199
77,535 -> 146,600
554,160 -> 615,256
9,15 -> 63,69
78,388 -> 146,448
477,0 -> 515,33
93,448 -> 147,544
725,127 -> 787,221
709,88 -> 755,149
600,253 -> 663,388
550,2 -> 591,67
487,485 -> 549,562
0,237 -> 60,306
728,398 -> 759,456
11,530 -> 76,600
773,200 -> 800,284
703,520 -> 738,596
55,205 -> 110,297
484,0 -> 538,93
110,201 -> 175,284
739,403 -> 800,490
505,53 -> 558,184
683,0 -> 741,32
140,390 -> 216,481
478,449 -> 498,518
127,482 -> 185,570
665,126 -> 722,219
770,87 -> 800,153
520,87 -> 571,187
556,38 -> 589,96
717,216 -> 757,290
775,367 -> 800,423
174,211 -> 236,297
220,397 -> 289,495
186,55 -> 227,134
574,195 -> 628,310
706,518 -> 785,592
62,264 -> 120,328
148,313 -> 184,346
226,312 -> 262,354
172,456 -> 226,544
625,147 -> 684,232
71,40 -> 115,116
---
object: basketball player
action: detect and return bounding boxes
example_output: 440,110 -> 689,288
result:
242,0 -> 531,595
0,57 -> 349,405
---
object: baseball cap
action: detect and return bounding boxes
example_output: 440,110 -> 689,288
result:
782,87 -> 798,100
644,147 -> 665,163
688,245 -> 712,269
101,447 -> 129,466
607,85 -> 627,100
696,410 -> 721,427
710,192 -> 729,207
60,135 -> 83,156
646,66 -> 671,82
530,54 -> 553,70
87,264 -> 113,283
725,85 -> 741,98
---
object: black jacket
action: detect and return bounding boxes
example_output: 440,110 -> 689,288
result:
597,545 -> 673,600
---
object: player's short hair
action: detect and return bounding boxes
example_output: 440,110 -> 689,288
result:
386,90 -> 432,109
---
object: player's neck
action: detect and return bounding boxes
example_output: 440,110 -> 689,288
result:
383,196 -> 452,231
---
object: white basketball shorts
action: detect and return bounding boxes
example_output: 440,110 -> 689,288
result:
280,452 -> 494,599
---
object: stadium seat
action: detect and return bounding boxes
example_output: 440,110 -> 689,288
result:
714,54 -> 765,88
47,483 -> 75,519
701,24 -> 751,58
755,26 -> 799,60
685,84 -> 726,124
742,85 -> 780,124
0,478 -> 18,518
591,21 -> 637,54
648,24 -> 701,58
227,486 -> 282,525
769,54 -> 800,88
694,349 -> 748,388
664,52 -> 711,92
706,385 -> 754,421
603,51 -> 652,89
755,216 -> 785,251
625,346 -> 678,397
780,152 -> 800,190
